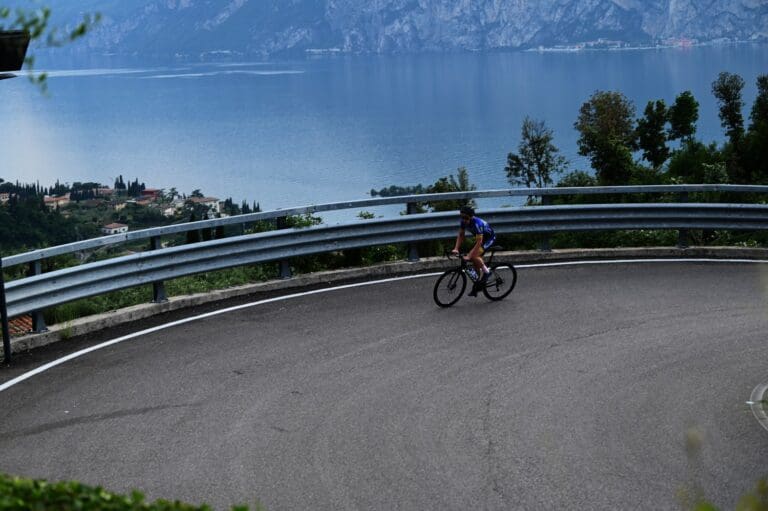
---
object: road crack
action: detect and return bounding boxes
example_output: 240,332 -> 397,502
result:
482,392 -> 509,507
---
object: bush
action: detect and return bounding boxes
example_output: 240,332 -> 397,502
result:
0,473 -> 254,511
667,140 -> 723,184
550,230 -> 678,249
43,265 -> 275,326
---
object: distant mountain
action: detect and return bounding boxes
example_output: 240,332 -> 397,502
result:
33,0 -> 768,57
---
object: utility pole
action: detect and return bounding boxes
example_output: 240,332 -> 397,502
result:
0,257 -> 10,363
0,29 -> 31,363
0,29 -> 30,78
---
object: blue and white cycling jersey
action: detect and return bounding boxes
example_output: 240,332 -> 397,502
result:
460,216 -> 496,249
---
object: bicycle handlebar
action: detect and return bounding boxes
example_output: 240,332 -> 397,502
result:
445,250 -> 464,259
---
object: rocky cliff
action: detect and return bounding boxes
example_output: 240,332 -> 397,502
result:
42,0 -> 768,56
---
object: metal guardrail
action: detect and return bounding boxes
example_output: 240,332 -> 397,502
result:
3,184 -> 766,268
4,201 -> 768,317
1,185 -> 768,362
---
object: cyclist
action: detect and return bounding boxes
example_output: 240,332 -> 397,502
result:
451,205 -> 496,297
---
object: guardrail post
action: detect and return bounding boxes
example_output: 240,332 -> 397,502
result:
539,195 -> 552,252
276,216 -> 292,279
28,260 -> 47,332
1,256 -> 12,364
150,236 -> 167,302
678,191 -> 689,249
406,202 -> 420,262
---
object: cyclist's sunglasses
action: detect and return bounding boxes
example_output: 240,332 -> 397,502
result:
460,214 -> 471,221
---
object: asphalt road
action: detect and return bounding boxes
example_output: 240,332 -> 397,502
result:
0,261 -> 767,510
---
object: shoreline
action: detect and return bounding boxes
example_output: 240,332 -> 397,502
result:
28,38 -> 767,62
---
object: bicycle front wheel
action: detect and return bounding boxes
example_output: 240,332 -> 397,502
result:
482,264 -> 517,301
433,269 -> 467,307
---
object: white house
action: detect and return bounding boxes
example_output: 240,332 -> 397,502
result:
187,197 -> 221,214
101,223 -> 129,235
43,194 -> 71,210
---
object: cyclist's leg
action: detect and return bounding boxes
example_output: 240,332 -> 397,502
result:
464,246 -> 482,297
470,246 -> 485,274
479,237 -> 496,276
482,235 -> 496,254
468,246 -> 490,291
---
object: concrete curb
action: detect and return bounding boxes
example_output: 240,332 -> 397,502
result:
8,246 -> 768,355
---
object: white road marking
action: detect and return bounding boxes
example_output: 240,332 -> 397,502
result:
1,258 -> 767,393
749,384 -> 768,433
518,258 -> 768,268
0,276 -> 429,393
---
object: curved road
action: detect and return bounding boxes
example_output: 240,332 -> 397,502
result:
1,261 -> 767,510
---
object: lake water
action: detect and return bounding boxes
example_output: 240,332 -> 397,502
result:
1,45 -> 766,216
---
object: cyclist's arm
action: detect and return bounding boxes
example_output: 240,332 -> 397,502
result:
452,229 -> 466,254
467,234 -> 483,259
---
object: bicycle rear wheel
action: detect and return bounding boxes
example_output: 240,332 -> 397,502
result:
482,264 -> 517,301
433,269 -> 467,307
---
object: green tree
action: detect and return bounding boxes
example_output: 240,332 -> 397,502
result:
552,170 -> 598,205
505,116 -> 568,189
186,212 -> 201,244
744,74 -> 768,183
557,170 -> 597,188
126,178 -> 145,197
0,181 -> 91,251
636,100 -> 670,169
712,72 -> 746,146
284,213 -> 321,228
574,91 -> 637,186
370,184 -> 426,197
164,187 -> 179,202
667,140 -> 724,184
425,166 -> 476,212
0,4 -> 100,91
667,91 -> 699,142
599,139 -> 636,186
712,72 -> 748,183
750,75 -> 768,131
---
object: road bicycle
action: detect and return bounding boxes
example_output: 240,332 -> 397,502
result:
433,246 -> 517,307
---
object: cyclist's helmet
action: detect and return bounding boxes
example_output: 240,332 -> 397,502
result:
460,205 -> 475,217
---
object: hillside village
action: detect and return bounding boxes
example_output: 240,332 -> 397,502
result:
0,176 -> 260,252
34,186 -> 224,234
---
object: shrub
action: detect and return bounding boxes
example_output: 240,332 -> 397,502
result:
0,473 -> 255,511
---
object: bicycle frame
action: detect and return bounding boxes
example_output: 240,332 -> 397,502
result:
448,247 -> 498,285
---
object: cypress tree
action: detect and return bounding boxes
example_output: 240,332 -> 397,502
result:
668,91 -> 699,142
186,212 -> 201,244
636,100 -> 670,169
712,72 -> 747,182
712,72 -> 745,146
745,74 -> 768,183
